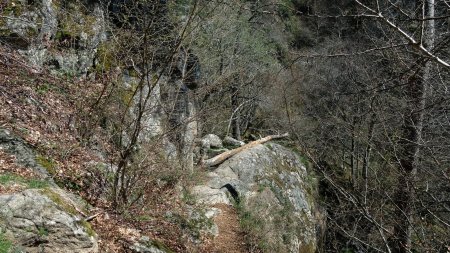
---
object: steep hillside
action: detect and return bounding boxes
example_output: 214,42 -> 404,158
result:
0,1 -> 322,252
0,46 -> 321,252
0,45 -> 185,252
2,0 -> 448,252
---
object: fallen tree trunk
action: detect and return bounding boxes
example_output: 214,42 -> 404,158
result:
202,133 -> 289,167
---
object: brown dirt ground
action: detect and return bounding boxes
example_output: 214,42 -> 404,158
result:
202,203 -> 247,253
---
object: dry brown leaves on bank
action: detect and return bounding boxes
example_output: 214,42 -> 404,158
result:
0,45 -> 203,252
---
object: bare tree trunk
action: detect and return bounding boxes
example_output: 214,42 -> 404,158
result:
362,112 -> 375,204
230,11 -> 242,140
203,133 -> 289,167
350,119 -> 356,189
231,83 -> 241,140
182,101 -> 197,173
390,72 -> 426,252
390,1 -> 434,252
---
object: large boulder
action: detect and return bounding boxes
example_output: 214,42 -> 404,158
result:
222,136 -> 245,148
200,134 -> 227,160
194,143 -> 319,253
201,134 -> 223,149
0,188 -> 98,253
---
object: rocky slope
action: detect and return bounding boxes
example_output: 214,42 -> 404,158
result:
194,136 -> 320,253
0,129 -> 97,252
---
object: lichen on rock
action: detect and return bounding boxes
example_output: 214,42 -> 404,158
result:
0,0 -> 107,74
192,142 -> 320,252
0,189 -> 97,253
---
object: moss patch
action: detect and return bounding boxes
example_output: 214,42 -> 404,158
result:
95,42 -> 115,72
1,1 -> 24,16
150,239 -> 174,253
166,208 -> 213,242
0,174 -> 18,185
54,1 -> 98,50
36,155 -> 57,175
39,188 -> 96,237
26,178 -> 49,189
80,220 -> 95,237
120,83 -> 139,106
0,232 -> 12,253
0,173 -> 49,189
37,226 -> 49,237
40,188 -> 77,215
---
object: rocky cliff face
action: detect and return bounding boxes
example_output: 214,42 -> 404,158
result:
1,0 -> 198,165
1,0 -> 106,74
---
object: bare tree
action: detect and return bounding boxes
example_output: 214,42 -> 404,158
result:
256,0 -> 450,252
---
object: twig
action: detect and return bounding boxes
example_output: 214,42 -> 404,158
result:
84,213 -> 102,222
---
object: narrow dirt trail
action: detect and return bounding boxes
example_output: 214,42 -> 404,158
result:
202,203 -> 247,253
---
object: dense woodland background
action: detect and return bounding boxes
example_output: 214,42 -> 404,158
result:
1,0 -> 450,252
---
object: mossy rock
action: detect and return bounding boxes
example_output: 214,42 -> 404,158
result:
39,188 -> 96,237
0,189 -> 98,252
211,143 -> 319,252
80,220 -> 95,237
36,155 -> 57,175
39,187 -> 91,216
150,239 -> 174,253
132,237 -> 175,253
94,42 -> 115,72
56,3 -> 99,44
40,188 -> 78,215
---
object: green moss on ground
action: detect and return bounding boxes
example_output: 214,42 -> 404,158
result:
0,232 -> 12,253
0,173 -> 49,189
36,155 -> 57,175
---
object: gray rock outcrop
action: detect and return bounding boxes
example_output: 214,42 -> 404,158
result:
0,128 -> 50,179
222,136 -> 245,148
0,189 -> 97,253
201,134 -> 223,149
1,0 -> 107,74
193,142 -> 319,253
129,236 -> 173,253
0,129 -> 97,252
